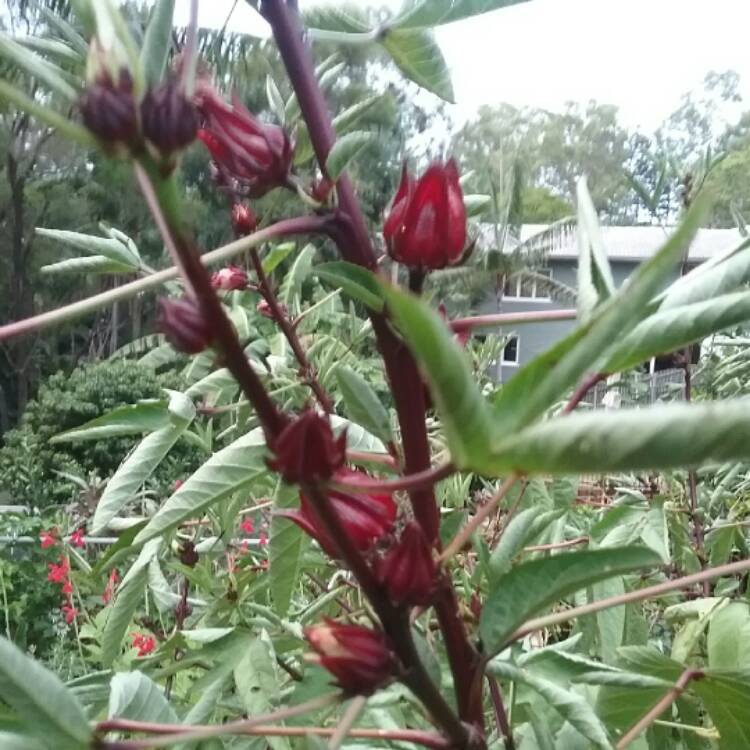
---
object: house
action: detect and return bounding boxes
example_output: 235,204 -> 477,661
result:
477,224 -> 744,383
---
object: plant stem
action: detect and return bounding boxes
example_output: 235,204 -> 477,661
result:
523,536 -> 589,553
249,247 -> 333,412
0,215 -> 328,342
509,557 -> 750,644
331,461 -> 454,494
563,372 -> 606,413
616,669 -> 700,749
487,676 -> 515,750
450,309 -> 577,332
329,696 -> 367,750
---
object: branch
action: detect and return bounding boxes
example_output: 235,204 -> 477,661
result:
331,461 -> 454,494
523,536 -> 589,553
450,309 -> 576,332
0,216 -> 330,342
562,372 -> 606,413
487,676 -> 515,750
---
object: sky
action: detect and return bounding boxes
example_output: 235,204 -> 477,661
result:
174,0 -> 750,133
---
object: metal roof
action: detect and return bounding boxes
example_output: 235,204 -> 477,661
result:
504,224 -> 745,262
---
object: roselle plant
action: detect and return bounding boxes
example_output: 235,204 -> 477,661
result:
4,2 -> 750,750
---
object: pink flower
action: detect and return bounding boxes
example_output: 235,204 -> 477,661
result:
130,632 -> 155,657
240,517 -> 254,534
61,604 -> 77,624
39,529 -> 57,549
174,479 -> 183,492
102,569 -> 118,604
47,556 -> 70,584
61,578 -> 73,595
258,531 -> 268,546
69,528 -> 85,548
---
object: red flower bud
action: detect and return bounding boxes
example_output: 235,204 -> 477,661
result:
79,70 -> 138,144
141,78 -> 199,153
277,468 -> 396,557
383,160 -> 467,270
231,202 -> 258,237
305,618 -> 395,695
376,522 -> 436,605
39,528 -> 57,549
157,296 -> 214,354
179,540 -> 199,567
268,410 -> 346,483
211,265 -> 249,291
256,298 -> 285,320
196,88 -> 293,198
311,176 -> 334,203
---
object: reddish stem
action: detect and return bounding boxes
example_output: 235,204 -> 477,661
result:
487,676 -> 515,750
332,461 -> 454,494
563,372 -> 606,414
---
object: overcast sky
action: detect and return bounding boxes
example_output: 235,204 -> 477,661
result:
174,0 -> 750,133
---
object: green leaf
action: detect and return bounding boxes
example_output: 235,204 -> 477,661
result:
266,75 -> 286,124
480,547 -> 660,655
326,131 -> 376,180
0,33 -> 78,101
490,194 -> 708,434
40,255 -> 136,275
574,670 -> 674,689
693,670 -> 750,749
333,94 -> 386,135
603,291 -> 750,374
335,366 -> 392,445
314,261 -> 384,311
487,508 -> 538,580
90,521 -> 148,578
391,0 -> 530,28
51,401 -> 169,443
101,566 -> 149,667
0,636 -> 92,749
488,660 -> 612,749
380,29 -> 454,102
463,194 -> 492,217
305,4 -> 371,34
139,0 -> 175,85
576,177 -> 615,321
486,399 -> 750,475
262,243 -> 296,275
91,392 -> 195,533
381,283 -> 493,469
707,602 -> 750,670
280,244 -> 316,310
133,428 -> 266,545
330,415 -> 388,454
270,482 -> 307,616
108,672 -> 179,724
36,227 -> 140,268
0,733 -> 43,750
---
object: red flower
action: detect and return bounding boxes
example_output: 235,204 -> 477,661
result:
277,469 -> 396,557
211,265 -> 249,291
231,202 -> 258,237
257,298 -> 283,320
383,160 -> 467,270
268,410 -> 346,484
61,604 -> 77,624
130,632 -> 155,657
39,529 -> 57,549
376,522 -> 436,605
196,89 -> 293,198
157,296 -> 214,354
102,569 -> 118,604
61,578 -> 73,595
47,556 -> 70,584
69,528 -> 86,549
240,517 -> 254,534
258,531 -> 268,546
305,619 -> 394,695
79,69 -> 138,144
141,77 -> 198,153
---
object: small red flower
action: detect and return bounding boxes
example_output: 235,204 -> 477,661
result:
47,556 -> 70,584
256,298 -> 284,320
61,578 -> 73,596
39,529 -> 57,549
383,160 -> 467,270
130,632 -> 155,657
258,531 -> 268,546
240,517 -> 254,534
69,528 -> 86,549
268,410 -> 346,484
376,522 -> 436,606
239,540 -> 249,555
102,569 -> 118,604
305,618 -> 395,695
211,265 -> 249,291
196,88 -> 293,198
157,296 -> 214,354
231,202 -> 258,237
277,469 -> 396,557
61,604 -> 77,624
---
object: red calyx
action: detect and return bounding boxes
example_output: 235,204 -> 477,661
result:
305,618 -> 395,695
383,160 -> 467,270
376,522 -> 436,606
268,410 -> 346,484
211,265 -> 249,291
79,69 -> 138,145
141,78 -> 199,153
157,296 -> 214,354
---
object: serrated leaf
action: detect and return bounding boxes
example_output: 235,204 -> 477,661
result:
36,227 -> 139,268
574,670 -> 674,689
326,131 -> 376,180
40,255 -> 136,275
0,636 -> 92,749
51,401 -> 169,443
270,481 -> 307,616
603,291 -> 750,374
380,28 -> 454,102
391,0 -> 529,29
108,672 -> 179,724
314,261 -> 384,311
381,283 -> 493,469
487,507 -> 539,580
101,566 -> 148,667
133,428 -> 266,545
335,366 -> 392,444
140,0 -> 175,85
480,547 -> 660,655
91,393 -> 195,533
486,399 -> 750,475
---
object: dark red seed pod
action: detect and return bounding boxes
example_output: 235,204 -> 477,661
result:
141,78 -> 199,153
79,69 -> 138,144
376,522 -> 436,606
157,295 -> 214,354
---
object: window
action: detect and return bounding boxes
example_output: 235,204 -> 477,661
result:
501,335 -> 519,366
503,268 -> 552,300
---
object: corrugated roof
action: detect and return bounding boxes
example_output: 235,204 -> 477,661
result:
496,224 -> 744,262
